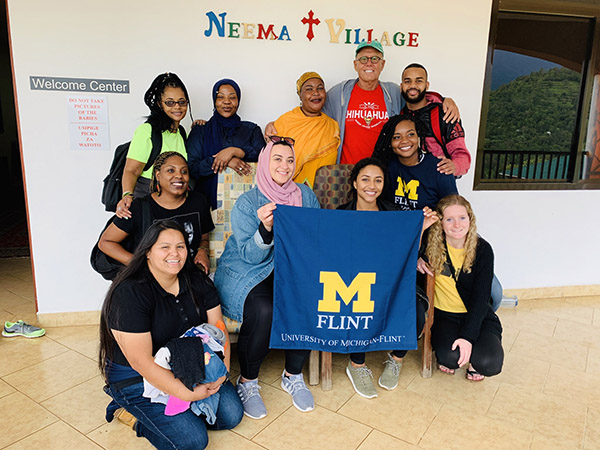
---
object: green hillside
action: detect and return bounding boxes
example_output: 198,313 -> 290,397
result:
484,67 -> 581,153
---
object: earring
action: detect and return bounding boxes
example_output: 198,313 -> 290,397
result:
157,183 -> 162,196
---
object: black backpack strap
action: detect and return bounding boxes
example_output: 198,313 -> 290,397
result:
138,196 -> 153,235
178,125 -> 187,142
143,125 -> 163,172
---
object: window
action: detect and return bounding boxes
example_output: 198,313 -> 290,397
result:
475,7 -> 597,189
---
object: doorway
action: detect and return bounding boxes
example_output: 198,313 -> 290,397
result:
0,0 -> 28,258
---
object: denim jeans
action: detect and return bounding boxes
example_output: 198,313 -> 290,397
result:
104,380 -> 243,450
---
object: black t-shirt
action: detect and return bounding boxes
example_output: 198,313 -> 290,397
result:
107,268 -> 222,366
114,191 -> 214,257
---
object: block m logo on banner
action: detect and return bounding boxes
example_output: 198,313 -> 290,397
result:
318,272 -> 376,313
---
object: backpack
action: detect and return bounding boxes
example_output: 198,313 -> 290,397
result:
428,105 -> 451,160
90,196 -> 152,280
101,124 -> 187,212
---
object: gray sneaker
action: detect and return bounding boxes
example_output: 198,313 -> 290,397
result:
281,371 -> 314,412
2,320 -> 45,338
378,353 -> 402,390
236,377 -> 267,419
346,362 -> 377,398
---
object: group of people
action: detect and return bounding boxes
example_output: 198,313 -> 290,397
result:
97,40 -> 503,450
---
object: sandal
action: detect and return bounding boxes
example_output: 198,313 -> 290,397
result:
466,367 -> 485,382
437,364 -> 455,375
114,408 -> 137,430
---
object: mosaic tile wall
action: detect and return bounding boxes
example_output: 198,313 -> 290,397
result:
208,164 -> 257,268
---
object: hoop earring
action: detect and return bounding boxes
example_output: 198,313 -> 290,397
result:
157,183 -> 162,196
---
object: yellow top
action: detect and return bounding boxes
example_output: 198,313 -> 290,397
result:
274,107 -> 340,188
434,244 -> 467,313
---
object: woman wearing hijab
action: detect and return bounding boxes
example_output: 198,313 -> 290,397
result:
270,71 -> 340,188
214,137 -> 320,419
187,79 -> 264,208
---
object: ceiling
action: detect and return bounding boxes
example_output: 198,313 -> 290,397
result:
499,0 -> 600,16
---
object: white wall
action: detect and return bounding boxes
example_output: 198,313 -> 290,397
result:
6,0 -> 596,314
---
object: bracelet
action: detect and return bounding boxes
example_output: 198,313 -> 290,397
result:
122,191 -> 133,199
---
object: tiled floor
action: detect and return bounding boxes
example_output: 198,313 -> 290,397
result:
1,257 -> 599,449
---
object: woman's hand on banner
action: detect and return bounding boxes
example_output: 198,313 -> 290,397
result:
257,202 -> 277,231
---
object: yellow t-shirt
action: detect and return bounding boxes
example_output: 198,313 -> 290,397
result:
434,245 -> 467,313
127,123 -> 187,179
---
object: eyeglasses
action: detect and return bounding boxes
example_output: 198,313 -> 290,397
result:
162,99 -> 188,107
356,56 -> 382,64
270,135 -> 295,146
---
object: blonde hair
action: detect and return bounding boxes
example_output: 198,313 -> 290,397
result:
426,195 -> 478,274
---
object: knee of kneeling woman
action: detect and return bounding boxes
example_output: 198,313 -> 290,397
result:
435,347 -> 460,370
212,382 -> 244,430
218,398 -> 244,430
226,404 -> 244,430
178,432 -> 210,450
471,355 -> 503,377
136,421 -> 208,450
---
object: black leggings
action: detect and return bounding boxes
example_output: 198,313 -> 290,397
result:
237,273 -> 310,380
431,308 -> 504,376
350,296 -> 428,365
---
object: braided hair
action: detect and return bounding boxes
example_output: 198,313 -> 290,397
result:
150,151 -> 188,196
371,114 -> 426,166
144,72 -> 193,132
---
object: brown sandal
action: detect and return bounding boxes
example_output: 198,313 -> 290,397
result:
115,407 -> 137,430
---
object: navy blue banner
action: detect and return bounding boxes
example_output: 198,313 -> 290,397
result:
270,205 -> 423,353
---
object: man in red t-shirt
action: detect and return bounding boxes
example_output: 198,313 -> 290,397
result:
339,41 -> 390,164
324,41 -> 460,165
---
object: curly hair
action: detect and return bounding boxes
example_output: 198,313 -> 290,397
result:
426,195 -> 478,274
371,114 -> 426,166
150,151 -> 188,196
144,72 -> 192,132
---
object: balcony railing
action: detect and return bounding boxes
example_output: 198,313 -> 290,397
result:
482,150 -> 571,180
